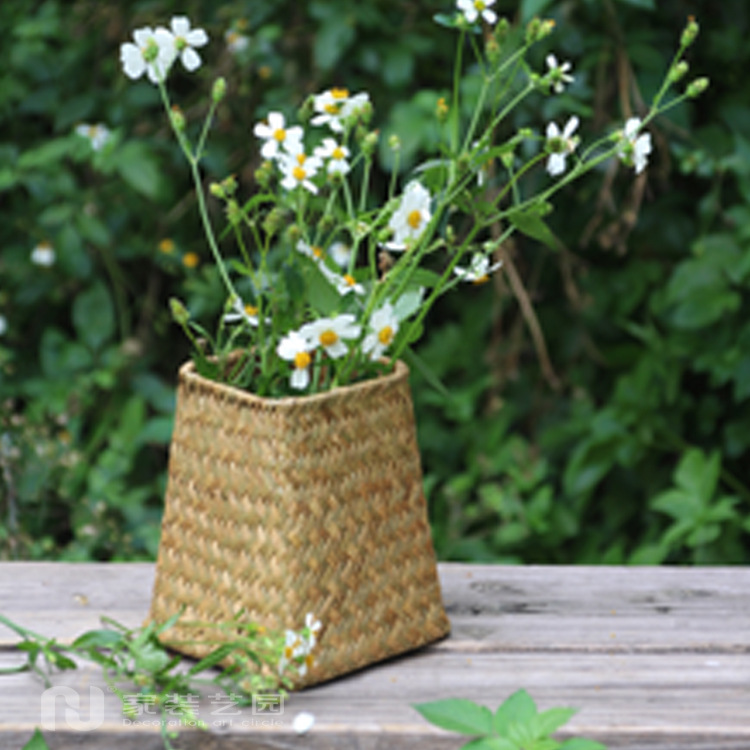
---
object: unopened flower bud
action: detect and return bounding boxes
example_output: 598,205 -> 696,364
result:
209,182 -> 225,199
226,199 -> 242,226
170,106 -> 186,132
298,95 -> 314,124
361,130 -> 379,156
494,17 -> 510,43
538,19 -> 556,40
255,161 -> 274,189
485,36 -> 501,65
669,60 -> 689,83
263,207 -> 284,237
525,18 -> 541,44
686,77 -> 709,97
212,77 -> 227,103
681,16 -> 699,47
388,134 -> 401,152
221,174 -> 238,196
169,298 -> 190,326
285,224 -> 302,245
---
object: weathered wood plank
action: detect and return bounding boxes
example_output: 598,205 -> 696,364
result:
1,563 -> 749,750
2,563 -> 749,651
1,650 -> 748,749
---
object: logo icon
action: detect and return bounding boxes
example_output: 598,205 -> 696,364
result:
40,686 -> 105,731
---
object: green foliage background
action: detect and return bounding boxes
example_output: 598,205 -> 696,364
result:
1,0 -> 749,564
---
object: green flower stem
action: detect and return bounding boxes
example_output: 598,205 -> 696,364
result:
157,81 -> 239,304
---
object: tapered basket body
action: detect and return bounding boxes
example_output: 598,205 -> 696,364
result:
149,358 -> 450,687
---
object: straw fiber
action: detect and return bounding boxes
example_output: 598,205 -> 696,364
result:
149,359 -> 450,687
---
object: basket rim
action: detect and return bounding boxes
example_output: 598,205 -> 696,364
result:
178,357 -> 410,409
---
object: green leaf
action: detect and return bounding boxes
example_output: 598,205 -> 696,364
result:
115,141 -> 163,199
17,138 -> 73,170
494,689 -> 537,735
22,728 -> 51,750
534,707 -> 578,736
507,206 -> 559,251
187,643 -> 238,676
72,629 -> 125,650
674,449 -> 720,503
72,281 -> 116,352
413,699 -> 494,735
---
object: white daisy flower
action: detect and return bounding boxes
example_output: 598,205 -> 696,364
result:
310,88 -> 351,132
457,0 -> 498,25
296,240 -> 326,263
279,151 -> 322,194
305,613 -> 322,648
120,26 -> 176,84
387,181 -> 432,250
618,117 -> 652,174
293,712 -> 316,735
362,303 -> 399,361
253,112 -> 304,160
340,91 -> 371,121
319,264 -> 366,296
75,123 -> 111,151
224,29 -> 249,55
546,54 -> 575,94
276,331 -> 314,391
314,138 -> 351,175
223,297 -> 262,327
545,116 -> 580,176
31,242 -> 55,267
453,253 -> 503,284
169,16 -> 209,72
329,242 -> 351,268
299,314 -> 361,359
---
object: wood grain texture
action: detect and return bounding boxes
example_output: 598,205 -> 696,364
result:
1,563 -> 749,750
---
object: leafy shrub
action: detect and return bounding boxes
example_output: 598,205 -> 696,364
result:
1,0 -> 748,563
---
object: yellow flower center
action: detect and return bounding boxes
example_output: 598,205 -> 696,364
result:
182,252 -> 199,268
332,146 -> 346,160
474,0 -> 486,10
158,238 -> 175,254
293,165 -> 307,181
312,246 -> 324,259
472,274 -> 490,285
244,304 -> 258,316
296,153 -> 307,165
331,88 -> 349,100
343,274 -> 357,286
294,351 -> 311,370
273,128 -> 286,142
407,209 -> 423,230
378,326 -> 394,346
319,330 -> 338,347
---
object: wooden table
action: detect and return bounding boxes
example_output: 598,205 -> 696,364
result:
0,563 -> 748,749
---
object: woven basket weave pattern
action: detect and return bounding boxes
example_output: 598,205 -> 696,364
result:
150,360 -> 450,687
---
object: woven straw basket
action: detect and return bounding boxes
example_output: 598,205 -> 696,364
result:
149,358 -> 450,688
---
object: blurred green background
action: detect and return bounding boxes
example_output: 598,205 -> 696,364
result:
2,0 -> 749,564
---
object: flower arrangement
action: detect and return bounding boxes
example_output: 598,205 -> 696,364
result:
120,5 -> 706,398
